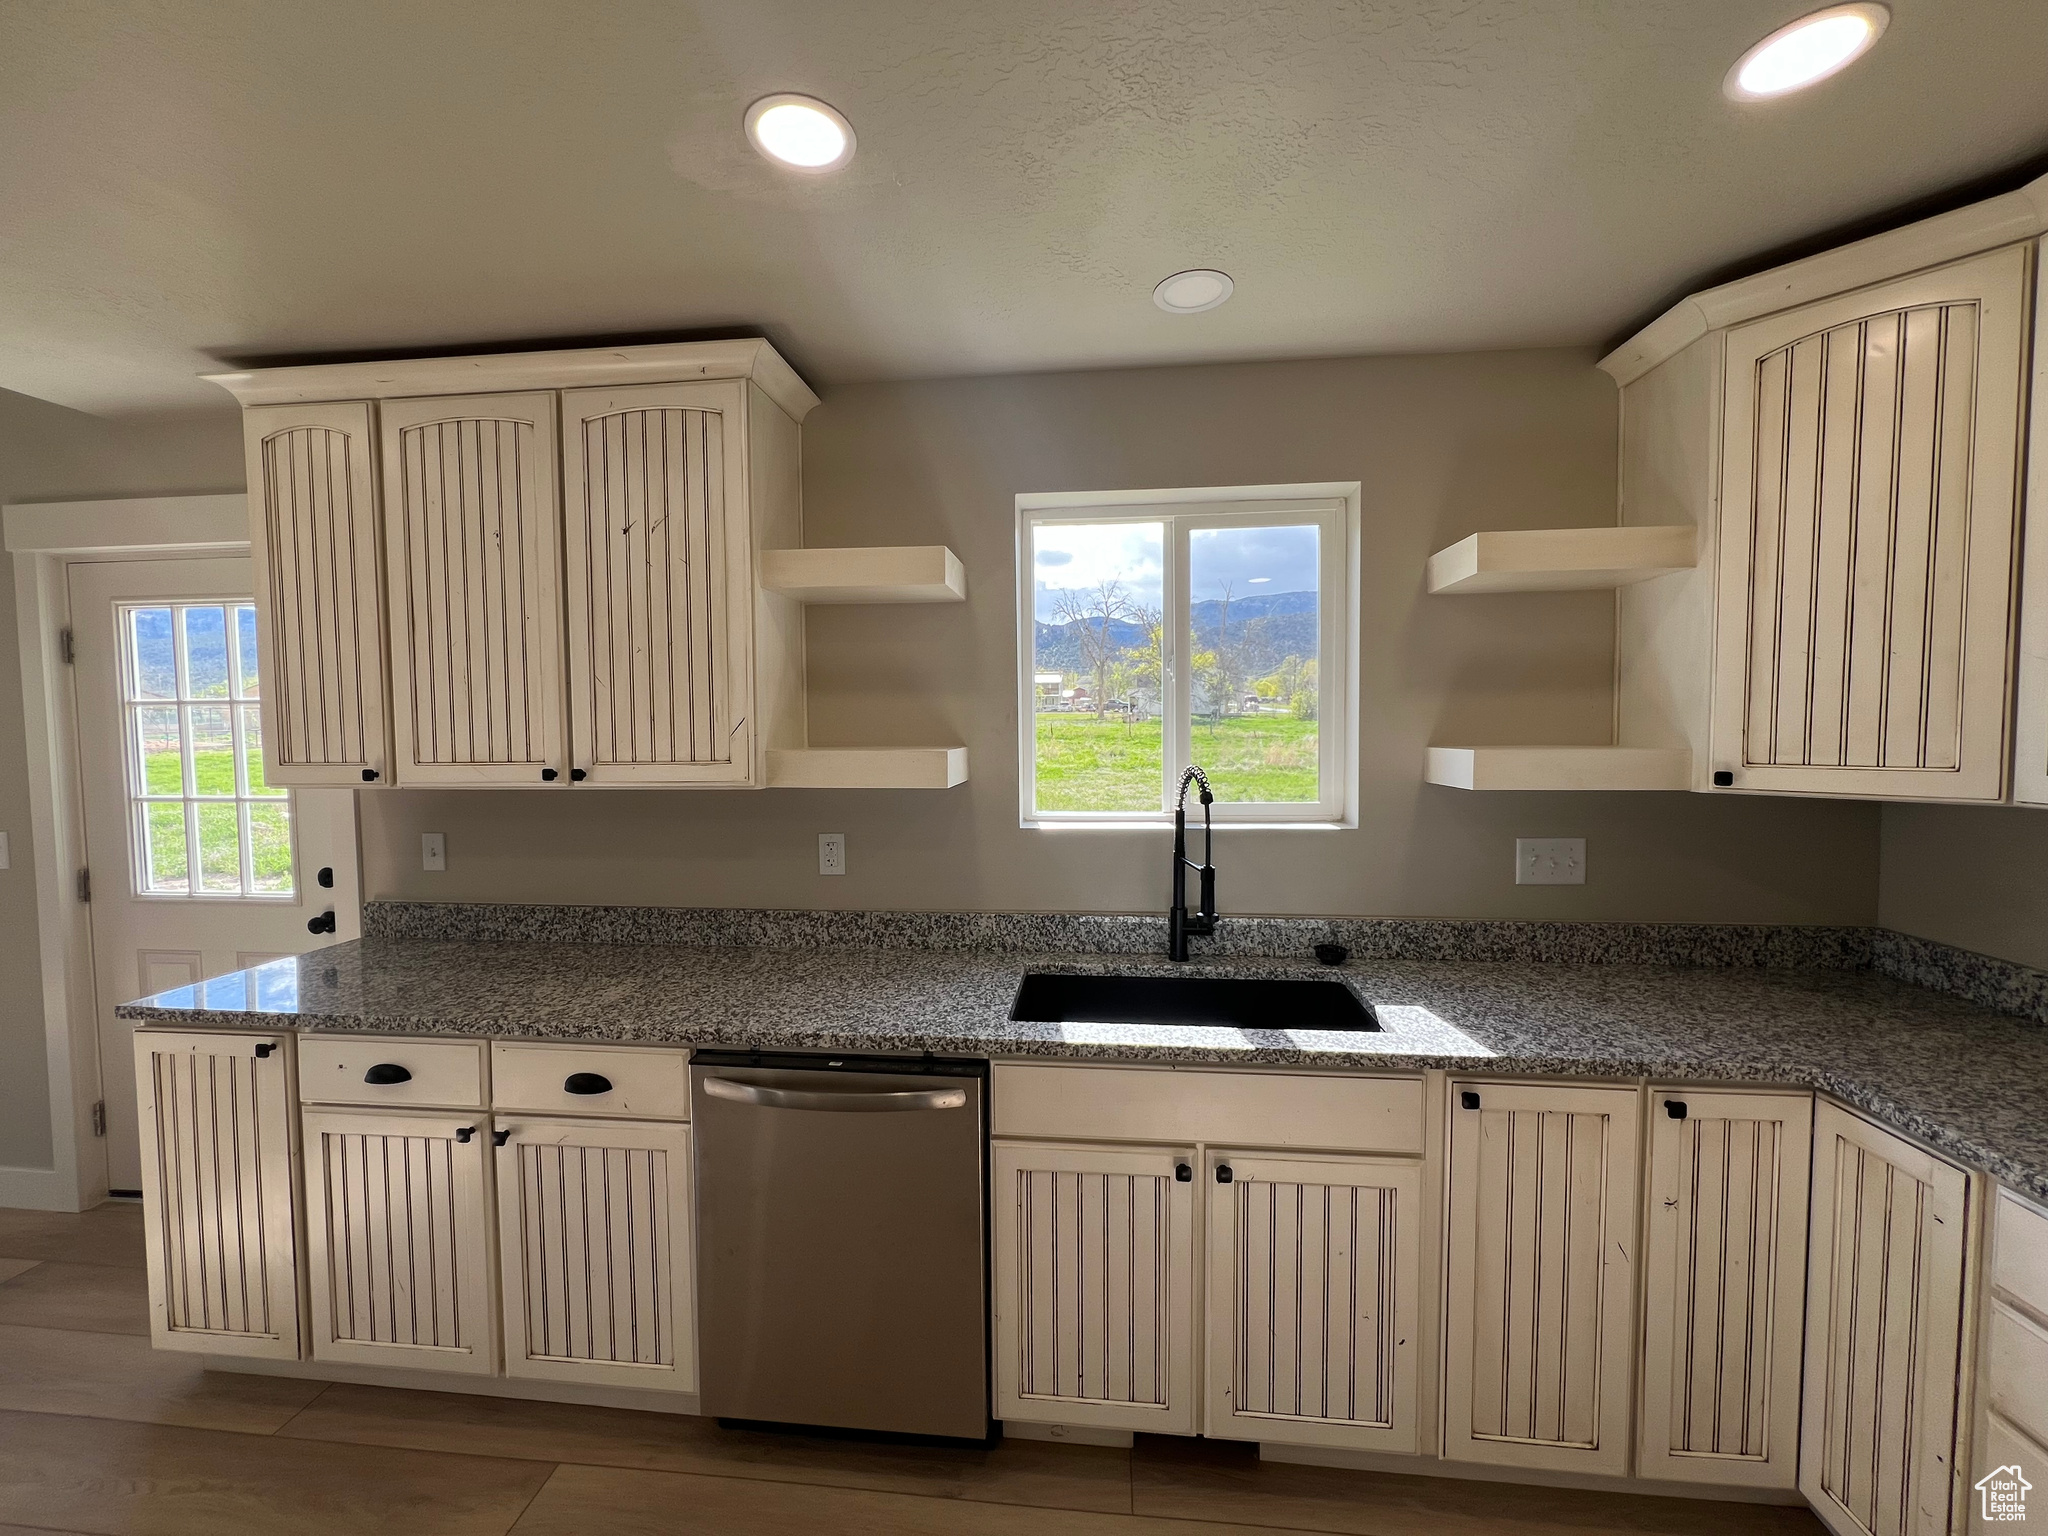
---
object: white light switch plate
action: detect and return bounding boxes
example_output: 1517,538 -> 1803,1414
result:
1517,837 -> 1585,885
818,833 -> 846,876
421,833 -> 446,872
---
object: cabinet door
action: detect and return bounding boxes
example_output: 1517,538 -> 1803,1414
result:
559,380 -> 755,786
134,1030 -> 302,1359
2014,248 -> 2048,807
1713,243 -> 2029,801
243,401 -> 389,786
380,392 -> 567,786
992,1142 -> 1197,1435
1639,1090 -> 1812,1488
1442,1082 -> 1641,1476
302,1107 -> 496,1374
495,1117 -> 695,1392
1801,1101 -> 1971,1536
1204,1151 -> 1421,1452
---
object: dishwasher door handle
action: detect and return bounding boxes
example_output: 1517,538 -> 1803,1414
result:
700,1076 -> 969,1113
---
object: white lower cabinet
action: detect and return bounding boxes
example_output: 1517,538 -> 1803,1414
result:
134,1030 -> 303,1359
1204,1151 -> 1422,1452
301,1106 -> 498,1375
1638,1089 -> 1812,1489
1801,1101 -> 1972,1536
494,1116 -> 696,1392
992,1141 -> 1199,1435
1442,1081 -> 1641,1477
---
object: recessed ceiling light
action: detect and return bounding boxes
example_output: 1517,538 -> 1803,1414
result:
1153,269 -> 1234,314
1725,4 -> 1888,101
745,93 -> 856,172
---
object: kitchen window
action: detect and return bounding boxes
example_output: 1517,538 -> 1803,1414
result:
1017,486 -> 1356,826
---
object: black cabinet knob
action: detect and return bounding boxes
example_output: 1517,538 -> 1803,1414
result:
361,768 -> 379,782
493,1128 -> 512,1147
316,866 -> 334,888
563,1072 -> 613,1096
1712,770 -> 1734,787
1665,1099 -> 1688,1120
1215,1164 -> 1234,1184
253,1043 -> 275,1059
363,1063 -> 412,1085
1174,1163 -> 1192,1183
1460,1090 -> 1481,1110
540,768 -> 558,782
454,1126 -> 476,1143
307,910 -> 337,934
570,768 -> 587,782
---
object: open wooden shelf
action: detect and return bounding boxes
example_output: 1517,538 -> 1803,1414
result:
1426,746 -> 1691,791
761,546 -> 966,604
766,747 -> 969,790
1427,526 -> 1696,594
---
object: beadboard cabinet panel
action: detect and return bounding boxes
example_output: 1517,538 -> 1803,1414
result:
379,392 -> 566,786
495,1117 -> 695,1392
1713,244 -> 2029,801
559,380 -> 756,785
1442,1082 -> 1641,1477
1639,1090 -> 1812,1488
242,401 -> 388,785
134,1030 -> 302,1359
992,1142 -> 1197,1435
1801,1102 -> 1971,1536
302,1107 -> 497,1376
1204,1152 -> 1422,1452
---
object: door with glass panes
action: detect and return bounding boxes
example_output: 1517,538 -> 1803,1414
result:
70,557 -> 357,1192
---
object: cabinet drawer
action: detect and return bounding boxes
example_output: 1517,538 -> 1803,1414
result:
1987,1300 -> 2048,1444
299,1036 -> 487,1109
1993,1188 -> 2048,1320
991,1064 -> 1422,1154
490,1043 -> 691,1119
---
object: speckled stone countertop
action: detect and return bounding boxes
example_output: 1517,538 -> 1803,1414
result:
118,933 -> 2048,1202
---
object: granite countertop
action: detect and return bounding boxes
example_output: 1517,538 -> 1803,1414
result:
118,934 -> 2048,1202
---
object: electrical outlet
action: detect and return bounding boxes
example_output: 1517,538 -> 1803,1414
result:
421,832 -> 446,872
1516,837 -> 1585,885
818,833 -> 846,876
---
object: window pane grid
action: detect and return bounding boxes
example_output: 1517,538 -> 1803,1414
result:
118,602 -> 293,900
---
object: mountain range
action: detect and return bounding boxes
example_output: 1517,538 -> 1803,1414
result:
1035,590 -> 1316,671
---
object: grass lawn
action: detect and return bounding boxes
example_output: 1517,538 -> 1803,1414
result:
141,748 -> 291,892
1034,713 -> 1318,811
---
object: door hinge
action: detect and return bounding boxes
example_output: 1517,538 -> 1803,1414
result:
76,868 -> 91,904
91,1101 -> 106,1138
59,626 -> 75,664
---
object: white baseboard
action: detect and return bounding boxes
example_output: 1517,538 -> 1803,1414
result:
204,1355 -> 701,1417
1259,1442 -> 1804,1505
0,1165 -> 88,1211
1000,1420 -> 1134,1448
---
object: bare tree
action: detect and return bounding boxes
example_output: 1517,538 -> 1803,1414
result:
1051,577 -> 1136,722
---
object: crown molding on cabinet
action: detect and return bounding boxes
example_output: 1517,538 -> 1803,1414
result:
1600,170 -> 2048,387
1426,526 -> 1696,595
204,338 -> 820,422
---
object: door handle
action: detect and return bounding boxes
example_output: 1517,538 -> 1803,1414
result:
363,1063 -> 412,1085
563,1072 -> 613,1096
1215,1163 -> 1235,1184
700,1076 -> 968,1113
454,1126 -> 476,1143
493,1128 -> 512,1147
307,910 -> 337,934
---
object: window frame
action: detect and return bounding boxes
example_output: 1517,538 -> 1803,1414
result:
1016,483 -> 1360,829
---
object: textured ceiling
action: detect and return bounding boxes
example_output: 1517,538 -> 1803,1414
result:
3,0 -> 2046,414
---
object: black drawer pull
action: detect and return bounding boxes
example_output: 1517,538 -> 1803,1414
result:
570,768 -> 587,782
1665,1099 -> 1687,1120
1215,1164 -> 1234,1184
1174,1163 -> 1192,1183
307,910 -> 337,935
563,1072 -> 613,1096
363,1063 -> 413,1086
253,1043 -> 275,1059
454,1126 -> 476,1143
493,1128 -> 512,1147
362,768 -> 379,782
540,768 -> 558,782
1460,1090 -> 1481,1110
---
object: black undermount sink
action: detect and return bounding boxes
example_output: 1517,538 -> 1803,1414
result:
1010,972 -> 1381,1031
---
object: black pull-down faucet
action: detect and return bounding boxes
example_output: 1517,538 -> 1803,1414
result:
1169,766 -> 1217,961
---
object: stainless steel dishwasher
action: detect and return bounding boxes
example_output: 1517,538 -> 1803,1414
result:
691,1051 -> 989,1440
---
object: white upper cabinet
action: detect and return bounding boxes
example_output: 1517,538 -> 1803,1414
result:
380,391 -> 567,786
1712,245 -> 2030,800
242,401 -> 389,786
2014,248 -> 2048,807
558,380 -> 758,785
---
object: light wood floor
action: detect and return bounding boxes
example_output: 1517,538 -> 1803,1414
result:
0,1203 -> 1827,1535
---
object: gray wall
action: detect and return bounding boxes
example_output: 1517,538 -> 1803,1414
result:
359,351 -> 1882,925
1880,804 -> 2048,971
0,389 -> 244,1169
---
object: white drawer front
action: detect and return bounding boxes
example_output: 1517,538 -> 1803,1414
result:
992,1064 -> 1423,1154
298,1036 -> 487,1109
491,1042 -> 691,1119
1994,1188 -> 2048,1321
1987,1300 -> 2048,1445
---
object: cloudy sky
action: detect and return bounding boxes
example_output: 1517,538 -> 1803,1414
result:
1032,520 -> 1319,621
